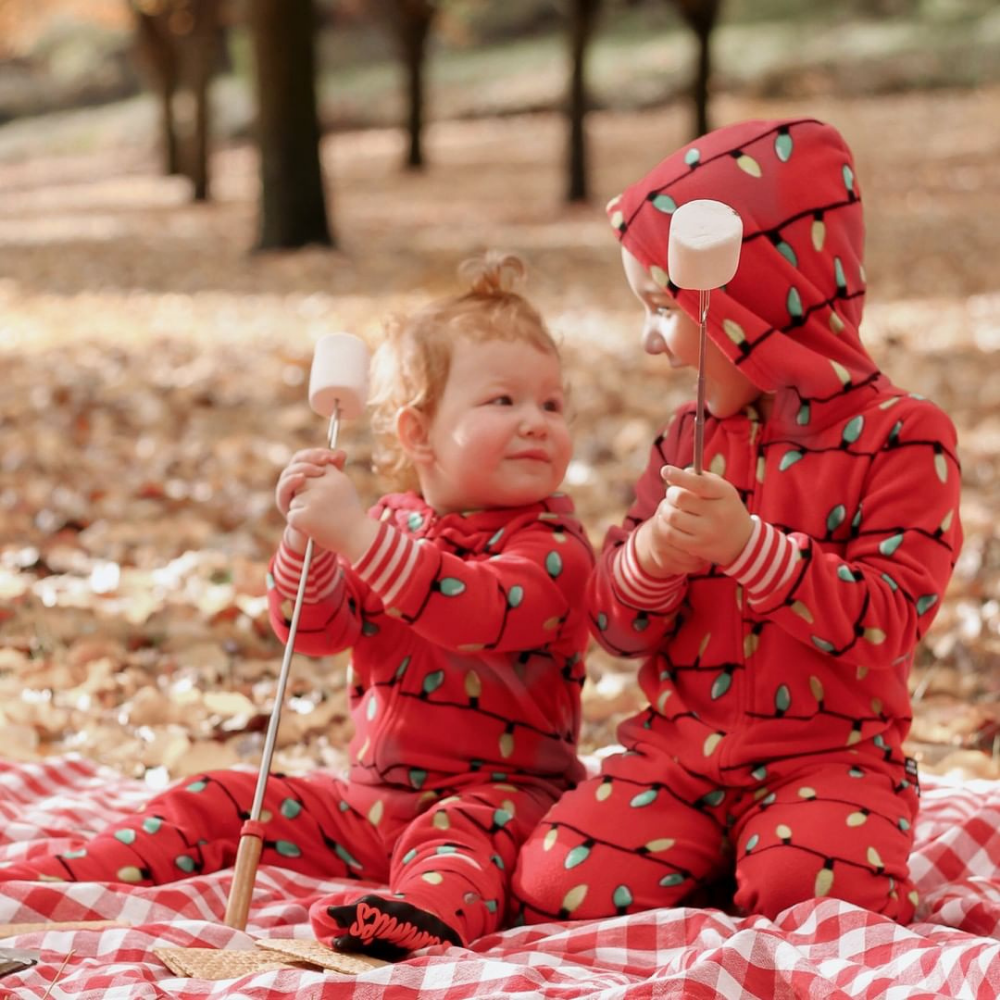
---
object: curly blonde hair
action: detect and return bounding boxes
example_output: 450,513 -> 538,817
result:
368,252 -> 561,492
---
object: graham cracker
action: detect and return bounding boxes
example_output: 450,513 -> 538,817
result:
0,920 -> 125,937
154,946 -> 308,979
255,937 -> 389,974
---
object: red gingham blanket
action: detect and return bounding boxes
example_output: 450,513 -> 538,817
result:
2,756 -> 999,998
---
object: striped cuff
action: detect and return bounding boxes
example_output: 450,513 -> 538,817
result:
610,530 -> 687,611
721,515 -> 799,602
352,521 -> 422,609
272,541 -> 341,602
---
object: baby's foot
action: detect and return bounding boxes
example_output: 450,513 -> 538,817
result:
326,894 -> 460,961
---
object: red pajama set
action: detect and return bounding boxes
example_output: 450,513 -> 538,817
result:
513,118 -> 963,925
2,492 -> 594,950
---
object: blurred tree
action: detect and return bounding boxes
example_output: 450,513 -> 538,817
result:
671,0 -> 723,137
379,0 -> 438,170
566,0 -> 601,202
130,0 -> 226,201
250,0 -> 333,249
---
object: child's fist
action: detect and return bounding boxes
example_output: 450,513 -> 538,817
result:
285,462 -> 377,562
657,465 -> 753,566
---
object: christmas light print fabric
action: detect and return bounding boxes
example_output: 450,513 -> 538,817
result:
3,757 -> 999,999
514,119 -> 963,926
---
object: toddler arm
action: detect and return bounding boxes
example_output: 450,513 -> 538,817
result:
266,529 -> 366,656
348,513 -> 595,654
586,427 -> 693,657
720,401 -> 962,670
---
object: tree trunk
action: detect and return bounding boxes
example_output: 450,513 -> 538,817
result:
185,0 -> 221,202
249,0 -> 333,249
394,1 -> 435,170
674,0 -> 723,139
692,18 -> 711,137
566,0 -> 600,203
134,12 -> 181,176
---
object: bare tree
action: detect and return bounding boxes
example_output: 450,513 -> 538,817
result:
566,0 -> 601,203
671,0 -> 723,137
131,0 -> 225,201
249,0 -> 333,249
383,0 -> 438,170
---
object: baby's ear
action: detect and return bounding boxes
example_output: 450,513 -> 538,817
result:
396,406 -> 434,464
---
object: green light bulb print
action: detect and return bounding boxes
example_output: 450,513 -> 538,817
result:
711,671 -> 732,700
842,415 -> 864,444
787,287 -> 804,324
564,841 -> 592,869
422,670 -> 445,695
775,685 -> 791,715
630,788 -> 658,808
843,164 -> 855,197
879,533 -> 904,557
779,450 -> 803,472
438,577 -> 466,596
834,257 -> 847,295
775,128 -> 793,162
613,885 -> 633,911
685,148 -> 701,167
651,193 -> 677,214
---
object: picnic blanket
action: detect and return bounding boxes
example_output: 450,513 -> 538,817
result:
2,756 -> 999,999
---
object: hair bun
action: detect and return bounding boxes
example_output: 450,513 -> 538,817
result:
459,251 -> 527,297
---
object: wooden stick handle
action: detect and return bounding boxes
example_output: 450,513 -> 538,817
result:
224,833 -> 264,930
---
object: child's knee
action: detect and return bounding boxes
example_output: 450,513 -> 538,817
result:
511,828 -> 573,921
736,848 -> 914,922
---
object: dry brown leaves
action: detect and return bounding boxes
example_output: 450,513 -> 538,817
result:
1,87 -> 998,787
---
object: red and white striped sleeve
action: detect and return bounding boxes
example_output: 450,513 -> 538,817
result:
610,530 -> 687,612
351,520 -> 422,609
720,514 -> 800,604
271,540 -> 342,603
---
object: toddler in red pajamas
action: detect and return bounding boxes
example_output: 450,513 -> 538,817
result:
1,254 -> 594,959
513,119 -> 962,925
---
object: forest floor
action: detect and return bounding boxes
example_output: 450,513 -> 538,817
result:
1,84 -> 998,790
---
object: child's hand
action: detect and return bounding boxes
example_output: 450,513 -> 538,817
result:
658,465 -> 754,566
285,459 -> 378,562
634,511 -> 711,577
276,449 -> 345,553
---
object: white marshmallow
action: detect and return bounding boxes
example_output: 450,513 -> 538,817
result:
308,333 -> 370,419
667,199 -> 743,290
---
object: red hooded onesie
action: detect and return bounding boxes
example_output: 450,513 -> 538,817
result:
513,118 -> 962,925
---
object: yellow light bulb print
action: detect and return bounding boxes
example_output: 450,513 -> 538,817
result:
562,884 -> 588,914
543,827 -> 559,851
815,863 -> 835,897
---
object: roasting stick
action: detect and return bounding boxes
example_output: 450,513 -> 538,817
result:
666,199 -> 743,474
224,333 -> 370,930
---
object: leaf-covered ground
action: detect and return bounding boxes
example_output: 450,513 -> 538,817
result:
1,87 -> 998,792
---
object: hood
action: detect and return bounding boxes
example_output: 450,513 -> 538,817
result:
608,118 -> 886,426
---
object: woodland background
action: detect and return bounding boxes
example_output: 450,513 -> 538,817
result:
0,0 -> 998,793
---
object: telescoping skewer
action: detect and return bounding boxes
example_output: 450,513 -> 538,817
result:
224,333 -> 370,931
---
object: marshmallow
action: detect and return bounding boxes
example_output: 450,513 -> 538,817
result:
308,333 -> 370,419
667,199 -> 743,290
